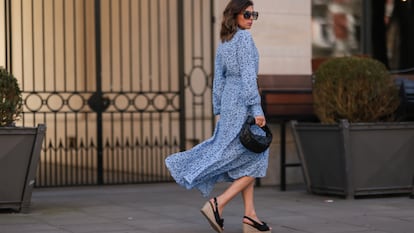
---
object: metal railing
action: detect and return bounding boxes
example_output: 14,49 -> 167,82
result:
3,0 -> 214,187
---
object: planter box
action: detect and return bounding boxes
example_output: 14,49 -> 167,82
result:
0,124 -> 46,212
291,120 -> 414,198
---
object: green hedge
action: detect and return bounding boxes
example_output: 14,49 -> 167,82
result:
313,56 -> 400,123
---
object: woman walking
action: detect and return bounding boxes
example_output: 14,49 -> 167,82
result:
165,0 -> 271,232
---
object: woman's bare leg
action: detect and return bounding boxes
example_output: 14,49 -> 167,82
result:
242,181 -> 271,230
241,179 -> 258,219
204,176 -> 270,231
212,176 -> 255,216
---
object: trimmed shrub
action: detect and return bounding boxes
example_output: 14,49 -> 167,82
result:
313,56 -> 400,123
0,67 -> 22,127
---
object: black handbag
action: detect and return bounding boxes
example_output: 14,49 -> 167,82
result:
239,116 -> 273,153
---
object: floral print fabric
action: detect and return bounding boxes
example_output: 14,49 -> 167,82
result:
165,29 -> 269,197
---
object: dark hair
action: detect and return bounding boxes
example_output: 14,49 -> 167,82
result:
220,0 -> 254,42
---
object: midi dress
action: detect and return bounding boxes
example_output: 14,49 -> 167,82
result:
165,29 -> 269,197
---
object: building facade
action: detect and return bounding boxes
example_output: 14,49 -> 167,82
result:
0,0 -> 312,187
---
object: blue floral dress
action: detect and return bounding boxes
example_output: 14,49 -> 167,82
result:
165,29 -> 269,197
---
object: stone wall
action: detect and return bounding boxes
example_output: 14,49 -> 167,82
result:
214,0 -> 312,75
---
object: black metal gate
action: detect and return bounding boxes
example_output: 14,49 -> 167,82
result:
2,0 -> 214,186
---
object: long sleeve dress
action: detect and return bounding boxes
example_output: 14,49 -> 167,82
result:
165,29 -> 269,197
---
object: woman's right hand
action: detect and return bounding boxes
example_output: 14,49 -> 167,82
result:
255,115 -> 266,127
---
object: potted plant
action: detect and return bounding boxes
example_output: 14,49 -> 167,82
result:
0,67 -> 46,212
291,57 -> 414,198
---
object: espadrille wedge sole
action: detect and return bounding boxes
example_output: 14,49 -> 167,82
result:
242,216 -> 271,233
200,197 -> 223,233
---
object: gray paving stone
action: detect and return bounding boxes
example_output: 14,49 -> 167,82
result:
0,183 -> 413,233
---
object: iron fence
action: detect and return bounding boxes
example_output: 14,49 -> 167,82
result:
2,0 -> 214,187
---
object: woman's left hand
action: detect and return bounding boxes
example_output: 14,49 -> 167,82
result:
255,115 -> 266,127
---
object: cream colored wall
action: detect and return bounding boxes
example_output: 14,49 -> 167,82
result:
214,0 -> 312,75
251,0 -> 310,185
0,0 -> 5,67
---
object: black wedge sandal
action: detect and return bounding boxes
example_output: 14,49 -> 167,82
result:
200,197 -> 224,233
242,216 -> 271,233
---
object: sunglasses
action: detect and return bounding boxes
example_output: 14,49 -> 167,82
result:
242,11 -> 259,20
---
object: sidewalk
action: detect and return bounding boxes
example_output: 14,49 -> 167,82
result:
0,183 -> 413,233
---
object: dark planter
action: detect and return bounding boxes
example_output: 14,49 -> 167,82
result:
291,120 -> 414,198
0,124 -> 46,212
